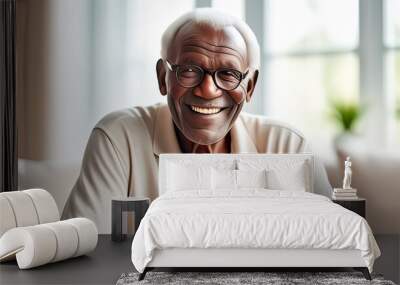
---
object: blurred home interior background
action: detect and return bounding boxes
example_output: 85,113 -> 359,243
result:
16,0 -> 399,234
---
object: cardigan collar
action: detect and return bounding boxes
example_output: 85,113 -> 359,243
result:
153,104 -> 258,156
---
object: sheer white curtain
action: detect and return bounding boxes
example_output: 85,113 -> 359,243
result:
17,0 -> 194,210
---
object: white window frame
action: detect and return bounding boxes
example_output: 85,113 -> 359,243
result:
197,0 -> 396,147
383,0 -> 400,147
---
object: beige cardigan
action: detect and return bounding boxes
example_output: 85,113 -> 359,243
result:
62,103 -> 331,233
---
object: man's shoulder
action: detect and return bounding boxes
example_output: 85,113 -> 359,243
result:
240,112 -> 305,138
239,112 -> 307,152
95,102 -> 166,135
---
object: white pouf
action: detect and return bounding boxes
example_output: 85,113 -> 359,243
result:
0,218 -> 98,269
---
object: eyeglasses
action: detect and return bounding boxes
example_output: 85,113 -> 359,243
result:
166,60 -> 249,91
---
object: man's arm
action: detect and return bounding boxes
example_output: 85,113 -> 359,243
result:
62,128 -> 128,234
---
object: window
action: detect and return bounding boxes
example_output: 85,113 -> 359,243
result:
266,0 -> 358,53
385,0 -> 400,146
264,0 -> 359,150
200,1 -> 399,150
212,0 -> 244,20
125,0 -> 195,108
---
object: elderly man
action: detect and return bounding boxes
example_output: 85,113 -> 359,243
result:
62,8 -> 331,233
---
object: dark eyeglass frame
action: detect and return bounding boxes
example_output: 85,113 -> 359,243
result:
165,60 -> 249,91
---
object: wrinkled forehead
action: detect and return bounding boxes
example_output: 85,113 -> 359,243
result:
167,21 -> 248,68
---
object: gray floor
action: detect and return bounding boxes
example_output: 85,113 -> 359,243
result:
0,235 -> 134,285
0,235 -> 398,285
374,234 -> 400,284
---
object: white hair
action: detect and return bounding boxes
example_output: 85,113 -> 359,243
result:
160,8 -> 260,70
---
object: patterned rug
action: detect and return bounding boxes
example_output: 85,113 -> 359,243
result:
116,271 -> 396,285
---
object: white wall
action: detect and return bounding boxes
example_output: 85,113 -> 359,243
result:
16,0 -> 194,211
17,0 -> 93,210
335,136 -> 400,234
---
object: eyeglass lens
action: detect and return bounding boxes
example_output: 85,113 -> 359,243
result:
176,65 -> 241,90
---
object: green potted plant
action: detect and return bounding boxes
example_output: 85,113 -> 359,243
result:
328,99 -> 364,182
328,99 -> 363,133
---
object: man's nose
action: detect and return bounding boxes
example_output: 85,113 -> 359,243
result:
192,74 -> 223,99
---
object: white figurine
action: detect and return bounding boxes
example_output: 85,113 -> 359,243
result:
342,156 -> 352,189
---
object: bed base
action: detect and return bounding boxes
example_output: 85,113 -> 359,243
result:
354,267 -> 372,280
138,248 -> 372,281
138,267 -> 371,281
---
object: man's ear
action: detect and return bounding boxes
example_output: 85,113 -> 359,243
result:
245,69 -> 259,102
156,59 -> 167,95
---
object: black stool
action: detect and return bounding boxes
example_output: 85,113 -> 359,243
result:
111,197 -> 150,242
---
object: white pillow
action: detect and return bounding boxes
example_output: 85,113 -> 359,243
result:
237,158 -> 312,192
236,169 -> 267,189
167,163 -> 212,191
212,168 -> 236,190
266,162 -> 307,191
211,168 -> 268,190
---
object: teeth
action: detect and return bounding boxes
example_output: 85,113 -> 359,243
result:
191,106 -> 221,114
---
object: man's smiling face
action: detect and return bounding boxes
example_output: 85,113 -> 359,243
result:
157,22 -> 257,145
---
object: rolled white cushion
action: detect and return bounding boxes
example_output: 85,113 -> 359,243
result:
0,189 -> 60,238
0,218 -> 98,269
42,221 -> 79,262
0,191 -> 39,227
0,226 -> 57,269
63,218 -> 98,257
0,196 -> 17,237
24,189 -> 59,223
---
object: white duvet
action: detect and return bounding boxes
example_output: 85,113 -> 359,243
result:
131,190 -> 380,273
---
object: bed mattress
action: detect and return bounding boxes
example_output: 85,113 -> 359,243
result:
131,190 -> 380,273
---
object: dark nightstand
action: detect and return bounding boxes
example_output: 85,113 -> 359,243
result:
332,197 -> 366,218
111,197 -> 150,241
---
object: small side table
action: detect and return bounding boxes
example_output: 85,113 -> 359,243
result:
112,197 -> 150,242
332,197 -> 366,218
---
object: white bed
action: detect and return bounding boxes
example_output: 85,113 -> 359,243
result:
131,154 -> 380,280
